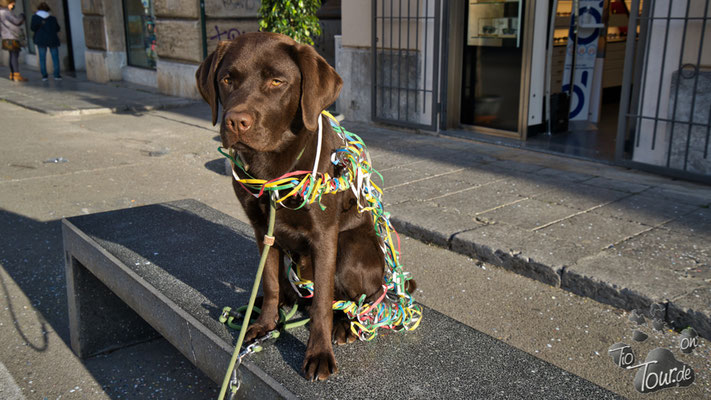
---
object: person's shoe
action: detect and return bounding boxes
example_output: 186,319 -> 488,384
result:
54,76 -> 62,81
12,73 -> 28,82
8,73 -> 13,80
42,76 -> 49,81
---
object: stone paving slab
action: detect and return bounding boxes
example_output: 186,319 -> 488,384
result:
63,199 -> 620,399
368,149 -> 423,171
592,193 -> 697,226
533,167 -> 596,183
611,227 -> 711,276
476,199 -> 580,230
0,66 -> 195,116
644,184 -> 711,207
443,165 -> 512,186
431,182 -> 524,215
389,201 -> 484,247
580,176 -> 652,194
535,213 -> 651,252
383,172 -> 472,205
379,163 -> 441,188
663,208 -> 711,239
534,185 -> 630,211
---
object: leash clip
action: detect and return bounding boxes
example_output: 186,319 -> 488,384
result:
228,367 -> 241,400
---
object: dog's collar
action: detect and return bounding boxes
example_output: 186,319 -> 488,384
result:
218,111 -> 364,210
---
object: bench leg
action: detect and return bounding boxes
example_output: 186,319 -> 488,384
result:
65,252 -> 159,358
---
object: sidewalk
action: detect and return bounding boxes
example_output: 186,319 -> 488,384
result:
1,64 -> 709,341
354,122 -> 711,339
0,66 -> 195,115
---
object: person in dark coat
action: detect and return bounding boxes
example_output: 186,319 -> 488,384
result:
0,0 -> 27,81
30,2 -> 61,80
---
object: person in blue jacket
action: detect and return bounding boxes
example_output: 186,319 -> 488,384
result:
31,2 -> 61,81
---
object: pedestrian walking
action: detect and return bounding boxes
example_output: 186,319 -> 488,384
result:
0,0 -> 27,82
30,2 -> 61,81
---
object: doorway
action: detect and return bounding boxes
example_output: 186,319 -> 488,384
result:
526,0 -> 634,161
460,0 -> 526,135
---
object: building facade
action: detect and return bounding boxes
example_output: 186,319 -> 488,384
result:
3,1 -> 708,182
337,0 -> 711,182
79,0 -> 340,98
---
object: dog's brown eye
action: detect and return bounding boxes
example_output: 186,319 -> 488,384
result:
222,77 -> 232,85
271,79 -> 283,87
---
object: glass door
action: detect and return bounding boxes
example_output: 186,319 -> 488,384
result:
461,0 -> 525,133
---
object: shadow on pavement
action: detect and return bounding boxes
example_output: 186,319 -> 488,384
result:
0,209 -> 218,399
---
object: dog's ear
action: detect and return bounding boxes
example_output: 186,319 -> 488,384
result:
196,41 -> 230,126
295,44 -> 343,131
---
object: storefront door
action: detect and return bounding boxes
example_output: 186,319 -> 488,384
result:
460,0 -> 526,135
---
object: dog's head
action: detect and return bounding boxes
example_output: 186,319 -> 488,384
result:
196,32 -> 342,152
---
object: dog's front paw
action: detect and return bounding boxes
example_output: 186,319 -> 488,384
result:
332,318 -> 358,346
244,320 -> 276,343
302,347 -> 338,381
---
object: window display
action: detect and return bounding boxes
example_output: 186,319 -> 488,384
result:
467,0 -> 522,48
461,0 -> 525,132
123,0 -> 157,69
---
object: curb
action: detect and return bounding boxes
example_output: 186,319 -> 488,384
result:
391,216 -> 711,341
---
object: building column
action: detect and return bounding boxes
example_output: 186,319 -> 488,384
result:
82,0 -> 126,82
154,0 -> 203,98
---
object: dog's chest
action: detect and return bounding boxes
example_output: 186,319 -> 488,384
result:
272,215 -> 311,253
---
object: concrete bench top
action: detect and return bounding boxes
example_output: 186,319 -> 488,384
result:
62,199 -> 620,399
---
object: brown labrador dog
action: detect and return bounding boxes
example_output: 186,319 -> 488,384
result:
196,32 -> 386,381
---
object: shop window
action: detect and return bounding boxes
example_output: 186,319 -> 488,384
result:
123,0 -> 157,69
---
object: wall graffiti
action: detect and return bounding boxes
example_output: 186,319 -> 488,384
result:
205,19 -> 259,53
204,15 -> 340,67
209,25 -> 245,41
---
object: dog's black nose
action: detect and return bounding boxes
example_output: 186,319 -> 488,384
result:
225,111 -> 254,135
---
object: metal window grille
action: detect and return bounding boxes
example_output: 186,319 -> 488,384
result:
617,0 -> 711,183
371,0 -> 442,131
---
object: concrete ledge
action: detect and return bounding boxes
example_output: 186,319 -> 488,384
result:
61,199 -> 617,398
122,66 -> 157,88
85,49 -> 125,83
335,41 -> 372,122
157,59 -> 200,99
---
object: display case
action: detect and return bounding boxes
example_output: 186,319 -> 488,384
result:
467,0 -> 523,47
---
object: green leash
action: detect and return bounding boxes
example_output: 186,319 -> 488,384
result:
217,198 -> 277,400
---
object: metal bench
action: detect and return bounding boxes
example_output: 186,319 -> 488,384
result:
62,199 -> 618,399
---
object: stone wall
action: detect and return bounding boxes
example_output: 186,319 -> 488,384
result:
78,0 -> 339,99
667,69 -> 711,176
152,1 -> 201,98
335,36 -> 372,122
